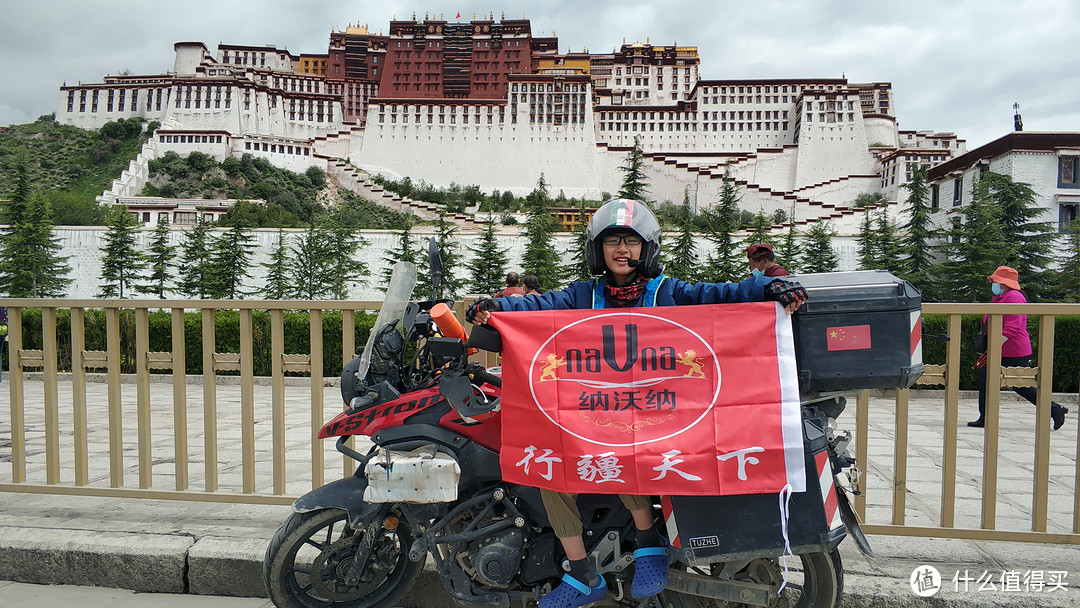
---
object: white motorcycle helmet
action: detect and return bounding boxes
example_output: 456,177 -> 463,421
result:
585,198 -> 663,277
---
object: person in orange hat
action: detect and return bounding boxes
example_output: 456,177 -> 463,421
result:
968,266 -> 1069,430
746,243 -> 790,277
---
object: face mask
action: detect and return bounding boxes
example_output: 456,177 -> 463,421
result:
991,283 -> 1004,296
751,268 -> 764,277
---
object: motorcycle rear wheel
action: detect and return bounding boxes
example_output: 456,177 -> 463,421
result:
264,507 -> 423,608
662,549 -> 843,608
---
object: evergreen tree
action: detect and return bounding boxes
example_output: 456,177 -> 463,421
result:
617,137 -> 650,201
981,171 -> 1056,299
874,207 -> 903,273
206,223 -> 255,299
855,210 -> 878,270
899,164 -> 934,282
778,218 -> 801,274
522,174 -> 565,289
0,164 -> 71,297
289,224 -> 336,300
379,219 -> 420,292
324,212 -> 369,300
177,217 -> 213,298
260,229 -> 291,300
565,197 -> 593,282
800,221 -> 839,273
702,171 -> 742,282
928,183 -> 1008,303
430,211 -> 466,299
98,206 -> 145,298
138,216 -> 176,298
466,220 -> 510,296
745,209 -> 774,249
662,187 -> 700,281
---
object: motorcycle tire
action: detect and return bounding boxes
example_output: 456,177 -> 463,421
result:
264,507 -> 423,608
661,549 -> 843,608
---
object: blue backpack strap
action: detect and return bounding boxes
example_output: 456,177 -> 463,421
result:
642,275 -> 667,307
592,279 -> 605,309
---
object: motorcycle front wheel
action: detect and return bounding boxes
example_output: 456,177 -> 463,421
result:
662,549 -> 843,608
264,507 -> 423,608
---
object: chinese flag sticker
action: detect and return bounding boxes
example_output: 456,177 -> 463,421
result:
826,325 -> 871,351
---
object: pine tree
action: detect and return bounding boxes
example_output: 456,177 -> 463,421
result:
98,206 -> 145,298
0,165 -> 71,297
899,164 -> 934,282
522,173 -> 565,290
745,209 -> 774,249
565,198 -> 593,282
779,219 -> 801,274
855,210 -> 878,270
138,216 -> 175,298
177,217 -> 213,298
430,211 -> 466,299
800,221 -> 839,273
928,183 -> 1008,303
874,207 -> 903,273
324,212 -> 369,300
290,224 -> 336,300
981,171 -> 1056,300
466,220 -> 510,296
260,229 -> 291,300
206,223 -> 255,299
379,219 -> 420,293
702,171 -> 742,282
617,137 -> 650,201
662,187 -> 700,281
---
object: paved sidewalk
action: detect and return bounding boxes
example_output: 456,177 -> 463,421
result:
1,379 -> 1078,606
0,580 -> 270,607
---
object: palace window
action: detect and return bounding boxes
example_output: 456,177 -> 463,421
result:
1061,203 -> 1079,231
1060,156 -> 1079,188
953,178 -> 962,205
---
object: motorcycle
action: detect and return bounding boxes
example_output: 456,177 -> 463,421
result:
264,243 -> 871,608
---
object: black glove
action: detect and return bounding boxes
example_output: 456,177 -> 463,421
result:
764,280 -> 808,308
465,298 -> 501,323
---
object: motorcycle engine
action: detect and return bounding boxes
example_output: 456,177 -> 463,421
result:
470,528 -> 526,588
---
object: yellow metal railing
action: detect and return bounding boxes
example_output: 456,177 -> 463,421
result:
854,302 -> 1080,544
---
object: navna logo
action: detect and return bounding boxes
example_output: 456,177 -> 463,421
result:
528,312 -> 720,447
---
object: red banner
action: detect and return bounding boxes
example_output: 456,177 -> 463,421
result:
489,303 -> 805,496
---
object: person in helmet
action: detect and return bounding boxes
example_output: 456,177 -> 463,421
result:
467,198 -> 806,608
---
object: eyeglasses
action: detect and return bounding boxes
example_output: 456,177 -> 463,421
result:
602,234 -> 643,246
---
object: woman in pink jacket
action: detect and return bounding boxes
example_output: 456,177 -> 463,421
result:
968,266 -> 1068,430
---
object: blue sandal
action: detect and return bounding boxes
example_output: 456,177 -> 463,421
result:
539,573 -> 607,608
631,543 -> 670,598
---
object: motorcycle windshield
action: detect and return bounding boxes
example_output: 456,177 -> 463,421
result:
356,261 -> 416,384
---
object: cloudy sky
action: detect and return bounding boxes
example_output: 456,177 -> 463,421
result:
2,0 -> 1076,150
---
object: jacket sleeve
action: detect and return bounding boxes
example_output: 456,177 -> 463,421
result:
496,282 -> 587,311
668,275 -> 776,304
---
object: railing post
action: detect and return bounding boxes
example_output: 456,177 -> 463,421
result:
106,307 -> 123,487
136,307 -> 152,489
981,314 -> 1004,529
240,308 -> 255,494
342,308 -> 355,478
892,388 -> 909,525
1032,315 -> 1054,532
854,389 -> 869,520
201,308 -> 218,492
311,308 -> 324,489
940,312 -> 962,527
70,307 -> 89,486
42,307 -> 60,485
171,307 -> 188,491
8,307 -> 25,483
271,308 -> 286,495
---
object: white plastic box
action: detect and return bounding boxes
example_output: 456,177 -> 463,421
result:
363,445 -> 461,504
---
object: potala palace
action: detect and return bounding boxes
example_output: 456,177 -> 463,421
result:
55,14 -> 970,239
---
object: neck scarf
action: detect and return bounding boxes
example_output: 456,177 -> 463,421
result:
604,272 -> 646,308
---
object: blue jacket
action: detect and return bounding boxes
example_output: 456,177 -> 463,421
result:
496,274 -> 777,312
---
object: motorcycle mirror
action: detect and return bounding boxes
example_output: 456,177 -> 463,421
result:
428,237 -> 443,301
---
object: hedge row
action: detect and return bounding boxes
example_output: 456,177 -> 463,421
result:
921,314 -> 1080,393
12,308 -> 379,377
